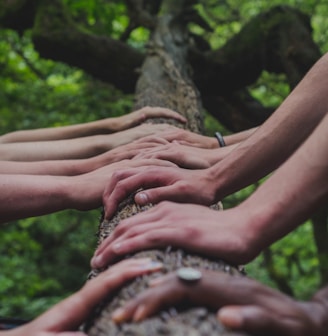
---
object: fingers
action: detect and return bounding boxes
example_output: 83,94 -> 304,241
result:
112,274 -> 186,323
29,259 -> 162,333
103,166 -> 183,219
139,107 -> 187,124
35,332 -> 86,336
217,305 -> 299,336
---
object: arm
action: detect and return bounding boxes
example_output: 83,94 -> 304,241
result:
103,52 -> 328,215
208,52 -> 328,199
96,112 -> 328,268
223,127 -> 257,146
0,140 -> 166,175
0,159 -> 176,223
1,259 -> 162,336
0,107 -> 186,143
0,124 -> 178,161
111,270 -> 328,336
134,142 -> 238,169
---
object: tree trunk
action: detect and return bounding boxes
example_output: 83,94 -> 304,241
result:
84,1 -> 246,335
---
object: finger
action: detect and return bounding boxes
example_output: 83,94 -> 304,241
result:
112,274 -> 185,323
144,107 -> 187,123
34,332 -> 87,336
92,225 -> 182,268
104,167 -> 175,218
32,259 -> 162,332
217,305 -> 298,336
93,205 -> 163,261
135,184 -> 189,205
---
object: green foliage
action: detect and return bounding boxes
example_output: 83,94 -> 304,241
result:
0,0 -> 326,320
0,28 -> 132,319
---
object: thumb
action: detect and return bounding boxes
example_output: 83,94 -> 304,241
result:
217,305 -> 288,335
36,332 -> 86,336
135,185 -> 181,205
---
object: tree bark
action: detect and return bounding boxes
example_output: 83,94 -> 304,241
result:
84,1 -> 246,335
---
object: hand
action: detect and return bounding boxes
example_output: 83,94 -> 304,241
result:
93,139 -> 169,168
134,142 -> 212,168
108,123 -> 181,149
111,269 -> 327,336
102,164 -> 218,219
7,258 -> 162,336
91,202 -> 257,269
111,106 -> 187,131
71,159 -> 178,211
132,128 -> 218,149
134,142 -> 230,169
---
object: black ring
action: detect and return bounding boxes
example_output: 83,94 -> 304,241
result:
215,132 -> 226,147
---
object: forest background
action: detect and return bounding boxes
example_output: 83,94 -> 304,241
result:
0,0 -> 328,320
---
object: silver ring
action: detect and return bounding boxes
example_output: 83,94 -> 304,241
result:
176,267 -> 202,283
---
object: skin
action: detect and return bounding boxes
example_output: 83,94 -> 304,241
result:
102,52 -> 328,219
0,258 -> 163,336
0,158 -> 176,224
0,123 -> 180,161
0,106 -> 186,143
111,270 -> 328,336
92,112 -> 328,268
0,140 -> 168,175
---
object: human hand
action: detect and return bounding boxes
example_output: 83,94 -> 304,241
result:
7,258 -> 162,336
91,202 -> 256,269
134,142 -> 224,169
111,106 -> 187,131
111,269 -> 327,336
94,139 -> 169,168
71,158 -> 177,211
133,127 -> 218,149
108,123 -> 181,149
102,164 -> 218,220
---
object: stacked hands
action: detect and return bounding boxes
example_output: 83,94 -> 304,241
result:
2,51 -> 328,336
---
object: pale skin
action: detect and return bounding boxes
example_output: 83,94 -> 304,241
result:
0,123 -> 180,161
92,112 -> 328,268
0,140 -> 168,175
0,258 -> 163,336
0,158 -> 176,224
103,52 -> 328,218
133,141 -> 238,169
0,106 -> 187,143
88,113 -> 328,336
111,270 -> 328,336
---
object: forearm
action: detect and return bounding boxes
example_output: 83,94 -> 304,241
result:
0,135 -> 108,161
210,53 -> 328,199
0,175 -> 74,223
0,158 -> 97,175
223,127 -> 257,146
237,113 -> 328,254
0,119 -> 115,143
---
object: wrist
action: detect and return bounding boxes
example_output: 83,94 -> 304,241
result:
208,136 -> 221,149
233,201 -> 275,258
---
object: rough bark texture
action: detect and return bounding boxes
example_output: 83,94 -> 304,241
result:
84,2 -> 247,335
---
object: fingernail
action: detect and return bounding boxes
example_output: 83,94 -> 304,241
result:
218,308 -> 243,328
135,192 -> 148,205
113,243 -> 121,252
91,255 -> 104,268
133,304 -> 146,322
112,308 -> 126,323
